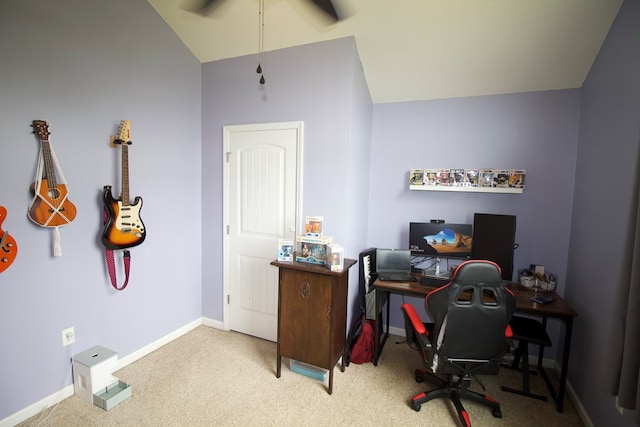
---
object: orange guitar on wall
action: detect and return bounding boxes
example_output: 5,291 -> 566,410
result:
102,120 -> 146,250
0,206 -> 18,273
28,120 -> 77,227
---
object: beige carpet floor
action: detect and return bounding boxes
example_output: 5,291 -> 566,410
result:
19,325 -> 585,426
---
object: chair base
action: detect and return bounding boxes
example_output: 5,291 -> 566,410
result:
411,369 -> 502,427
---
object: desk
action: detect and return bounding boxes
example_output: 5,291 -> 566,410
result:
373,277 -> 577,412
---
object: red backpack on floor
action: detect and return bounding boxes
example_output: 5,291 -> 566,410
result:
349,315 -> 374,364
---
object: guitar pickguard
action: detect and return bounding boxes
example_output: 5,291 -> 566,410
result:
114,200 -> 144,237
102,188 -> 146,250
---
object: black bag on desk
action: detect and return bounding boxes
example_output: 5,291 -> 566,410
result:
346,314 -> 374,365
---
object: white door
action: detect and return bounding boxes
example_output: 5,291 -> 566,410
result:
223,122 -> 302,342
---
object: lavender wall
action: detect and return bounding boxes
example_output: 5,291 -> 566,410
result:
2,0 -> 636,424
566,0 -> 640,425
370,91 -> 581,348
0,0 -> 202,420
200,37 -> 372,323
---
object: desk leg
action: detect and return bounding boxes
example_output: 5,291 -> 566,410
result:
373,289 -> 390,366
556,316 -> 573,412
537,316 -> 572,413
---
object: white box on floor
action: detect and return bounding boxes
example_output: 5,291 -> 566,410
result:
73,346 -> 118,404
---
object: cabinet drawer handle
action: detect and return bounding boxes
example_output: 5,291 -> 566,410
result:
300,282 -> 311,299
326,307 -> 331,320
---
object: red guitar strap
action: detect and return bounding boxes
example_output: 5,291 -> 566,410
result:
106,249 -> 130,291
103,206 -> 131,291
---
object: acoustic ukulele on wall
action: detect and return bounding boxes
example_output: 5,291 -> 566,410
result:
0,206 -> 18,273
102,120 -> 146,250
28,120 -> 77,227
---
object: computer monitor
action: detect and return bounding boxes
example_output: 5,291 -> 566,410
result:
409,222 -> 473,260
471,213 -> 516,281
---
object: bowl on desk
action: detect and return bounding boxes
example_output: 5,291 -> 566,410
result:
519,275 -> 537,289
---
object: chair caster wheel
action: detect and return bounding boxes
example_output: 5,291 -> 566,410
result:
492,408 -> 502,418
412,402 -> 421,412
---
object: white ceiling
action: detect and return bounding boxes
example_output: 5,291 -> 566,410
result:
147,0 -> 623,104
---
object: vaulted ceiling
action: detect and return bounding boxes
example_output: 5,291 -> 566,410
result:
148,0 -> 623,103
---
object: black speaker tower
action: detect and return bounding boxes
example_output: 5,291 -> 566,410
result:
472,213 -> 516,281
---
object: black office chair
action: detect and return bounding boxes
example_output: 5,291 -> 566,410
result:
401,260 -> 516,427
500,315 -> 552,401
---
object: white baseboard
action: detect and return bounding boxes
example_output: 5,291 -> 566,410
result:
202,316 -> 224,330
117,318 -> 202,369
0,385 -> 75,427
1,317 -> 219,427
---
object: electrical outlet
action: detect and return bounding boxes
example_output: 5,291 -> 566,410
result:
61,326 -> 75,347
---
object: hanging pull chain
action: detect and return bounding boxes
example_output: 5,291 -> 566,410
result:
257,0 -> 265,84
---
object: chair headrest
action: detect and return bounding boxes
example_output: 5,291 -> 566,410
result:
451,260 -> 502,285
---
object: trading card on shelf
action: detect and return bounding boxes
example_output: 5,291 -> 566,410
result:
409,169 -> 425,186
464,169 -> 478,187
509,169 -> 526,188
495,169 -> 511,187
436,169 -> 451,186
328,243 -> 344,272
424,169 -> 438,186
278,239 -> 294,262
478,168 -> 495,187
450,169 -> 465,187
304,216 -> 324,237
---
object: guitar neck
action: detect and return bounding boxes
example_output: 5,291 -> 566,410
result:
121,141 -> 130,206
41,140 -> 58,189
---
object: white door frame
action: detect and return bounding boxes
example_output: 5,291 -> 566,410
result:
222,121 -> 304,333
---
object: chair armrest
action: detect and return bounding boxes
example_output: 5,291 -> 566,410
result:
505,324 -> 513,338
401,303 -> 428,336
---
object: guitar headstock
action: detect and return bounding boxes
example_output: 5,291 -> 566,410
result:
118,120 -> 131,143
32,120 -> 50,142
111,120 -> 131,146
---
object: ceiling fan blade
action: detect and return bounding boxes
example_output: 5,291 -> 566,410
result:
307,0 -> 341,22
180,0 -> 225,16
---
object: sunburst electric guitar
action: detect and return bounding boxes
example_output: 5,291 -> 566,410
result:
0,206 -> 18,273
28,120 -> 77,227
102,120 -> 146,250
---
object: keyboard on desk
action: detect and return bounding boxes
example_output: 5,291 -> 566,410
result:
378,273 -> 417,282
420,276 -> 449,287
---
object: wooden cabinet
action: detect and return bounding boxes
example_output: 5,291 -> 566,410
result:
271,259 -> 356,394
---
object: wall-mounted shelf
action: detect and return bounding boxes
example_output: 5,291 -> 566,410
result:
409,185 -> 523,194
409,169 -> 525,194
